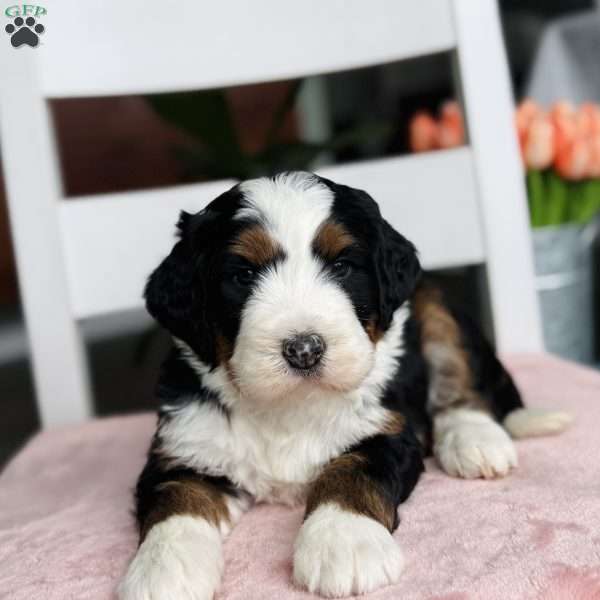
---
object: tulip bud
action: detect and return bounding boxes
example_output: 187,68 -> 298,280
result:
555,136 -> 590,180
550,102 -> 577,160
438,101 -> 465,149
409,111 -> 438,153
516,99 -> 541,148
586,134 -> 600,178
523,116 -> 555,170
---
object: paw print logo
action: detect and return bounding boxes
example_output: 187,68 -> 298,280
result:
5,16 -> 45,48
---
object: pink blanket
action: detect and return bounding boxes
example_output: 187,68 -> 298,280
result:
1,354 -> 600,600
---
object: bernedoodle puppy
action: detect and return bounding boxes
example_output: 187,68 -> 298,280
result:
118,172 -> 571,600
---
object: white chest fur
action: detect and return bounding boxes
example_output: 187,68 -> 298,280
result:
164,305 -> 409,504
159,391 -> 390,505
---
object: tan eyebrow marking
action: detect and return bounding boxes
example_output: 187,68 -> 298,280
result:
312,220 -> 356,260
229,224 -> 283,266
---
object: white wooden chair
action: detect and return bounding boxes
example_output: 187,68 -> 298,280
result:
0,0 -> 542,429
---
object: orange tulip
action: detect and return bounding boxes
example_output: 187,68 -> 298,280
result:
522,115 -> 555,170
555,136 -> 590,180
575,103 -> 600,137
550,101 -> 576,157
409,111 -> 438,153
515,99 -> 542,148
550,100 -> 576,122
586,133 -> 600,178
438,101 -> 465,149
514,100 -> 600,227
581,103 -> 600,136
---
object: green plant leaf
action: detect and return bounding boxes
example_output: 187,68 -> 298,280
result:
577,179 -> 600,224
147,88 -> 393,182
147,91 -> 242,160
325,121 -> 392,152
174,144 -> 256,181
527,170 -> 544,228
546,170 -> 568,226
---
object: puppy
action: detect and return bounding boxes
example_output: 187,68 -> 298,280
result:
118,172 -> 571,599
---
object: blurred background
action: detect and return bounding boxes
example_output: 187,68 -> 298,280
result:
1,0 -> 599,466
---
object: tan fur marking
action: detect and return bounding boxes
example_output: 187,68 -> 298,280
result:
140,478 -> 230,542
305,453 -> 396,532
215,334 -> 233,364
216,334 -> 239,391
365,319 -> 384,344
313,221 -> 356,260
380,411 -> 406,436
413,285 -> 486,414
230,224 -> 281,266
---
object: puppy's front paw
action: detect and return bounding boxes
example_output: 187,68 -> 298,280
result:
118,515 -> 222,600
435,409 -> 517,479
293,503 -> 404,598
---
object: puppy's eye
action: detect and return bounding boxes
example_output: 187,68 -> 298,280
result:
330,260 -> 353,280
232,268 -> 256,287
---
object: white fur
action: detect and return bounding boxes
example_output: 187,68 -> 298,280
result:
166,307 -> 408,505
503,407 -> 573,439
434,408 -> 518,479
118,515 -> 223,600
220,494 -> 253,536
237,172 -> 333,227
293,503 -> 404,597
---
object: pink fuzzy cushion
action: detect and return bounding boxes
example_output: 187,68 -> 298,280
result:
1,354 -> 600,600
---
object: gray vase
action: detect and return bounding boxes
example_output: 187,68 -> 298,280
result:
533,224 -> 595,364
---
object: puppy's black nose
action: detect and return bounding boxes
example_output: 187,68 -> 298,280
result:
282,333 -> 325,370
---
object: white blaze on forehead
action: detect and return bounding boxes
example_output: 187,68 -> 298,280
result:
229,173 -> 375,404
237,172 -> 334,253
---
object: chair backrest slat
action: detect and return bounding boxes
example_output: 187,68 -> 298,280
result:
60,180 -> 236,319
38,0 -> 454,98
60,149 -> 484,319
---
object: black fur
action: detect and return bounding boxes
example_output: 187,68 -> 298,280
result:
374,219 -> 421,330
348,423 -> 425,531
381,316 -> 433,450
318,176 -> 421,330
145,186 -> 259,368
155,348 -> 228,417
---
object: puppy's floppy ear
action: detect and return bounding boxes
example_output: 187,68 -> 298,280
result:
375,219 -> 421,330
145,210 -> 216,364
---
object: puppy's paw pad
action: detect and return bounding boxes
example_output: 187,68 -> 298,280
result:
293,504 -> 403,598
435,417 -> 517,479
